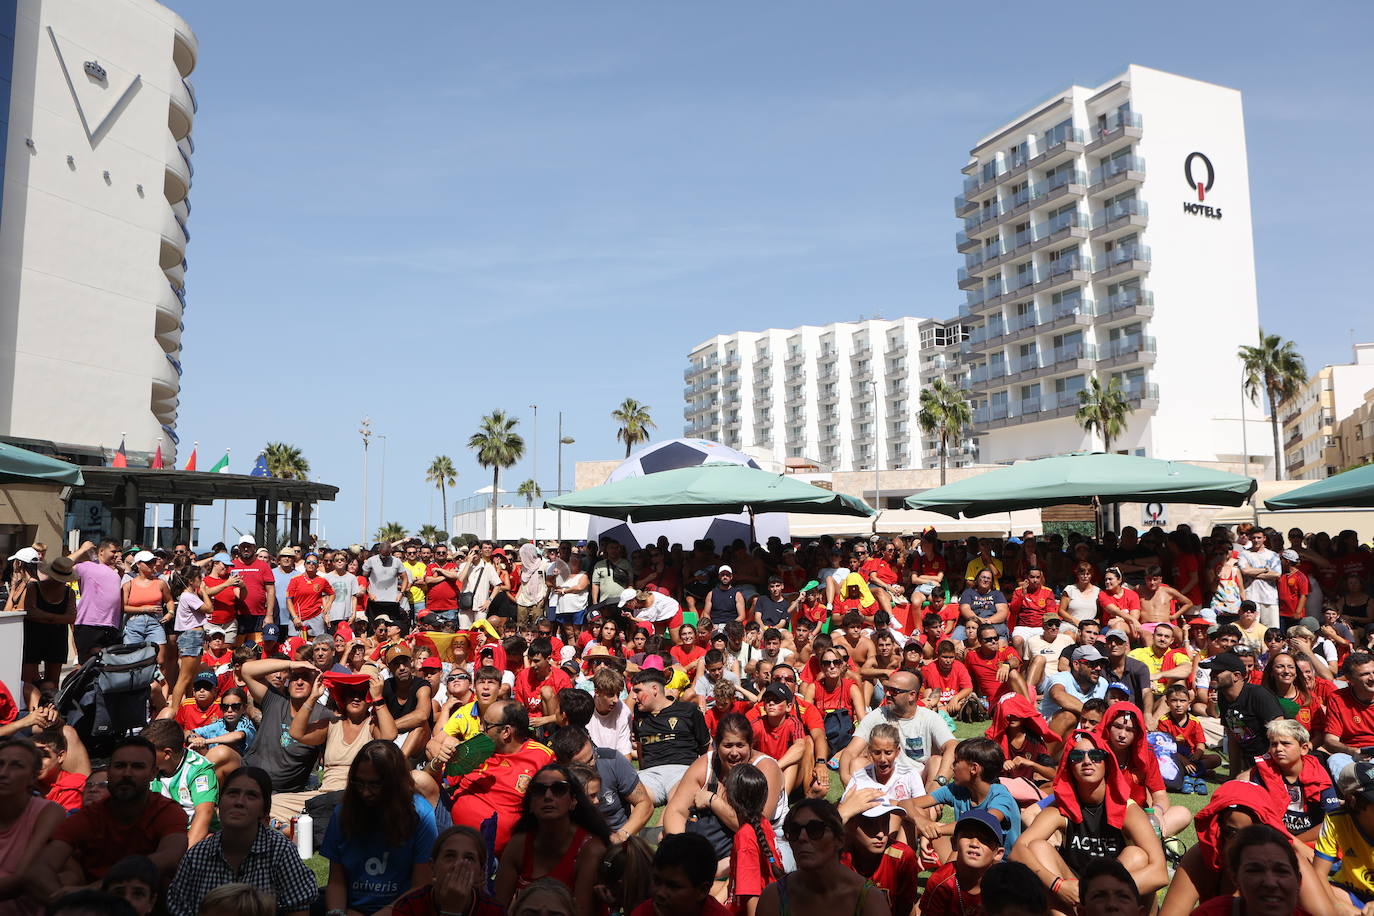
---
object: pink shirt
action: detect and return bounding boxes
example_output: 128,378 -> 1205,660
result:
74,560 -> 122,628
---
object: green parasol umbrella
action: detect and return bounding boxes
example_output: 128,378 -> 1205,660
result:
546,462 -> 874,522
903,452 -> 1256,519
1264,464 -> 1374,510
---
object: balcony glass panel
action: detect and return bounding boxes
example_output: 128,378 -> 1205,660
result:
1103,244 -> 1150,267
1090,156 -> 1146,185
1093,199 -> 1148,227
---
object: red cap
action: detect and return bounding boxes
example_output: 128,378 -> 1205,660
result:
419,657 -> 442,671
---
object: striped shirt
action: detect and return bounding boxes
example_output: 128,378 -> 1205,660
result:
166,825 -> 319,916
150,748 -> 218,821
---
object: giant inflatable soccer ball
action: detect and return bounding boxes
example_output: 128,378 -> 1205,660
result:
585,439 -> 789,552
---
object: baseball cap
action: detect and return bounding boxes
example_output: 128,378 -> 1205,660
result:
953,809 -> 1005,847
1072,645 -> 1105,662
718,565 -> 733,575
385,645 -> 413,665
1300,616 -> 1321,631
6,547 -> 39,564
193,670 -> 218,688
1200,652 -> 1246,676
1337,761 -> 1374,803
1184,617 -> 1210,628
419,657 -> 442,671
1042,615 -> 1062,625
618,590 -> 638,608
1102,628 -> 1129,643
762,683 -> 793,704
132,550 -> 156,565
1106,681 -> 1132,695
1281,549 -> 1299,562
278,547 -> 295,557
261,623 -> 284,643
204,625 -> 227,638
238,535 -> 256,545
373,614 -> 396,626
211,552 -> 234,565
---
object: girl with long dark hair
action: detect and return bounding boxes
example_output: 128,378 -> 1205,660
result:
493,762 -> 610,915
724,763 -> 782,916
321,740 -> 436,915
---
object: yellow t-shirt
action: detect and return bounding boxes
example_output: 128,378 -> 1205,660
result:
442,700 -> 482,739
1316,811 -> 1374,898
1128,646 -> 1192,693
403,560 -> 427,605
666,668 -> 691,694
964,557 -> 1004,590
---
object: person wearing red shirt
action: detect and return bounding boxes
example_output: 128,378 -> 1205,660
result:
513,637 -> 572,731
229,537 -> 276,644
910,534 -> 947,600
1278,550 -> 1310,623
285,555 -> 333,638
174,670 -> 224,731
860,544 -> 902,615
962,623 -> 1027,708
202,556 -> 242,635
750,684 -> 808,795
34,729 -> 87,813
840,814 -> 919,916
1097,568 -> 1140,632
745,667 -> 830,794
199,628 -> 236,693
921,810 -> 1005,916
1009,567 -> 1056,657
423,544 -> 463,620
670,623 -> 707,671
1322,654 -> 1374,778
921,641 -> 975,718
445,700 -> 554,857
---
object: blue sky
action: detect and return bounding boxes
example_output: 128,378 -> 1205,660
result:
175,1 -> 1374,545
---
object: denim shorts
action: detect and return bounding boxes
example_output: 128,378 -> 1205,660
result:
123,613 -> 166,645
176,628 -> 205,657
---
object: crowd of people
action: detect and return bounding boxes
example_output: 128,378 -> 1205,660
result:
1,520 -> 1374,916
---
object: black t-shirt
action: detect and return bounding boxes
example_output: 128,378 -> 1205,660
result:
1220,684 -> 1286,759
707,586 -> 743,625
754,596 -> 790,626
633,700 -> 710,769
1102,657 -> 1152,710
242,688 -> 333,792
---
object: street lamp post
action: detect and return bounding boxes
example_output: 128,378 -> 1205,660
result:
359,418 -> 372,543
557,410 -> 574,541
529,404 -> 538,540
378,434 -> 388,530
871,379 -> 882,534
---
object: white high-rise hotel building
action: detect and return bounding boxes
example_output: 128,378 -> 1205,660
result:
684,66 -> 1269,474
0,0 -> 197,464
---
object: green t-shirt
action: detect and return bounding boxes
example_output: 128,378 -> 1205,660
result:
151,747 -> 218,821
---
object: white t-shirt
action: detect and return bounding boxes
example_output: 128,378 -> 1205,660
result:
589,699 -> 634,758
853,705 -> 954,766
1061,585 -> 1100,623
1027,632 -> 1075,661
633,592 -> 680,624
842,762 -> 925,806
1241,546 -> 1280,605
324,571 -> 360,621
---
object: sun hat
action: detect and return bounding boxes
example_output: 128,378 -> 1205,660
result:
40,556 -> 77,584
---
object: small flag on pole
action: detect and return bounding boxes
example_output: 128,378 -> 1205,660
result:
208,450 -> 230,474
111,436 -> 128,468
250,454 -> 269,478
184,443 -> 198,472
151,443 -> 164,470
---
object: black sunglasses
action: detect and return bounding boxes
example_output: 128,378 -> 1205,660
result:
784,819 -> 831,842
529,780 -> 571,798
1067,749 -> 1108,764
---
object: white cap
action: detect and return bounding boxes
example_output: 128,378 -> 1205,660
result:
238,534 -> 256,545
6,547 -> 39,564
718,565 -> 733,575
132,550 -> 156,565
559,645 -> 577,664
618,589 -> 638,608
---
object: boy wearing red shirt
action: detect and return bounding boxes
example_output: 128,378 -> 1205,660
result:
749,684 -> 808,793
34,729 -> 86,813
286,555 -> 333,638
1278,550 -> 1310,623
921,810 -> 1004,916
512,637 -> 571,731
921,641 -> 974,718
962,624 -> 1026,708
422,545 -> 463,620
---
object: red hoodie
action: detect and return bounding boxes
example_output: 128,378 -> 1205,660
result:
1049,730 -> 1130,830
1094,701 -> 1164,805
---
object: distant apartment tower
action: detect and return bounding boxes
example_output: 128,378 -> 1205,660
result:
951,64 -> 1268,467
1278,344 -> 1374,480
683,317 -> 965,472
0,0 -> 197,464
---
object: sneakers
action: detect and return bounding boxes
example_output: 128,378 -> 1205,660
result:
1181,776 -> 1210,795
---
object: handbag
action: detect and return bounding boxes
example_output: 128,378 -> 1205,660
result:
684,768 -> 733,859
459,564 -> 486,613
823,707 -> 854,751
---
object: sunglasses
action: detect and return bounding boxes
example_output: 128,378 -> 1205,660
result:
529,780 -> 571,798
822,659 -> 844,667
1067,749 -> 1108,764
784,819 -> 831,842
221,702 -> 244,710
882,685 -> 914,695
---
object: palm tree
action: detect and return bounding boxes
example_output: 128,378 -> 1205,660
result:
426,456 -> 458,532
612,398 -> 656,458
1075,374 -> 1133,454
1240,331 -> 1309,480
262,442 -> 310,479
375,521 -> 407,543
417,524 -> 447,545
917,378 -> 973,485
468,410 -> 525,542
517,479 -> 542,507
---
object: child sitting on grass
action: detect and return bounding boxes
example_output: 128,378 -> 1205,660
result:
919,810 -> 1006,916
908,737 -> 1022,864
1155,683 -> 1220,794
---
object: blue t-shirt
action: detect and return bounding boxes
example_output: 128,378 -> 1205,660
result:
707,586 -> 743,625
1038,670 -> 1108,720
932,782 -> 1023,849
273,568 -> 302,622
193,716 -> 257,753
321,794 -> 437,913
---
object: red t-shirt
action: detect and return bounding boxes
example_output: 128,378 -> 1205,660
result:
203,575 -> 238,626
230,559 -> 275,617
751,713 -> 806,761
729,821 -> 782,912
1323,686 -> 1374,748
810,676 -> 857,715
920,660 -> 973,705
1174,553 -> 1203,605
671,645 -> 707,669
1120,748 -> 1165,805
0,681 -> 16,726
425,563 -> 462,612
1278,569 -> 1310,619
447,739 -> 554,856
1009,586 -> 1056,629
704,699 -> 753,735
923,861 -> 986,916
964,647 -> 1020,703
746,696 -> 824,735
1098,587 -> 1140,624
1157,714 -> 1206,755
513,666 -> 573,718
53,794 -> 187,880
286,573 -> 333,621
860,558 -> 899,586
175,698 -> 222,731
41,770 -> 87,813
201,648 -> 235,694
841,844 -> 920,916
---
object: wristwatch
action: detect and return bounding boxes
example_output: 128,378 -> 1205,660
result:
936,775 -> 951,786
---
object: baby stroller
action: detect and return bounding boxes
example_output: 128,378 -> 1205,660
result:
55,641 -> 160,759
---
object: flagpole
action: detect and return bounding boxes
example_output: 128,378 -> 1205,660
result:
220,448 -> 230,542
152,437 -> 162,549
187,442 -> 198,548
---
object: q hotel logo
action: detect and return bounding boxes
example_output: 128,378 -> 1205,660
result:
1183,152 -> 1222,220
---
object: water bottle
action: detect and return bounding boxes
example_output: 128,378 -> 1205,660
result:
295,811 -> 314,859
1143,806 -> 1162,839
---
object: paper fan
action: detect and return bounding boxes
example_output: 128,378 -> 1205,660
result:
445,732 -> 496,778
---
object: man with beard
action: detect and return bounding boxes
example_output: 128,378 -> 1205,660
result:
32,737 -> 188,895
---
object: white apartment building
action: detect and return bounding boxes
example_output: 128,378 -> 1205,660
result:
0,0 -> 196,464
683,317 -> 972,473
1279,344 -> 1374,480
951,64 -> 1271,468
